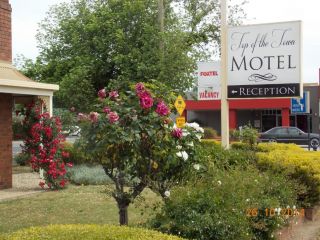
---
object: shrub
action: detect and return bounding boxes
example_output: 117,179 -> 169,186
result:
12,115 -> 25,140
150,167 -> 298,240
2,224 -> 185,240
196,140 -> 256,170
62,142 -> 91,165
13,152 -> 30,166
256,143 -> 320,207
233,125 -> 259,148
203,127 -> 218,139
67,164 -> 111,185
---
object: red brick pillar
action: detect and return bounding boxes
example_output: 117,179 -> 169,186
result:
0,0 -> 12,62
0,93 -> 13,189
281,108 -> 290,127
229,109 -> 237,129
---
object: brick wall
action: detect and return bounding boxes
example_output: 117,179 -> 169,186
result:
0,93 -> 13,189
0,0 -> 12,62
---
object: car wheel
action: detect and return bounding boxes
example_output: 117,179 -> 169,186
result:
268,138 -> 277,143
310,138 -> 319,149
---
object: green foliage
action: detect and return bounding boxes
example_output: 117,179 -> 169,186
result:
233,125 -> 259,148
150,167 -> 298,240
203,127 -> 218,139
67,164 -> 111,185
62,142 -> 91,165
53,108 -> 77,135
196,140 -> 256,170
256,143 -> 320,207
16,0 -> 247,110
13,153 -> 30,166
12,115 -> 25,140
2,224 -> 185,240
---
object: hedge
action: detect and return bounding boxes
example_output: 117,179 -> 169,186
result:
256,143 -> 320,207
1,224 -> 185,240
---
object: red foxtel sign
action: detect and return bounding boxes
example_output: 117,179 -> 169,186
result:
197,61 -> 221,100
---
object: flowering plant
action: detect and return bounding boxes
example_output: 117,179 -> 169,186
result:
78,81 -> 203,225
21,100 -> 72,189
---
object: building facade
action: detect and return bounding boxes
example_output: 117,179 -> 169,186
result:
186,83 -> 320,134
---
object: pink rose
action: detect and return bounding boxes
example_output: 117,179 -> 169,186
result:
78,113 -> 88,121
108,111 -> 119,124
109,91 -> 119,99
137,90 -> 151,98
156,101 -> 169,116
135,82 -> 145,94
171,128 -> 183,139
103,106 -> 111,114
140,95 -> 154,109
98,89 -> 107,99
89,112 -> 99,123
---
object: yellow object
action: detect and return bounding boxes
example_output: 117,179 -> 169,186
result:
176,116 -> 186,128
174,95 -> 186,116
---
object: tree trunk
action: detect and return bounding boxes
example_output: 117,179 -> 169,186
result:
119,205 -> 129,225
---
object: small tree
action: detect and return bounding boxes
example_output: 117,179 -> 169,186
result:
78,82 -> 203,225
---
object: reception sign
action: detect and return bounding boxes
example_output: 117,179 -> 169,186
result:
197,61 -> 221,100
227,21 -> 302,98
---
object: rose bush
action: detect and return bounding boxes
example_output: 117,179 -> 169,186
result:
21,100 -> 72,189
78,81 -> 203,225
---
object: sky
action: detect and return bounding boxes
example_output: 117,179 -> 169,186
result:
10,0 -> 320,83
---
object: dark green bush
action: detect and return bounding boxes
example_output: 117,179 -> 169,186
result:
2,224 -> 185,240
150,167 -> 298,240
12,115 -> 25,140
62,142 -> 91,165
13,153 -> 30,166
203,127 -> 218,139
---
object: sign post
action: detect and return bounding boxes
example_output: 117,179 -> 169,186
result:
174,95 -> 186,128
221,0 -> 229,149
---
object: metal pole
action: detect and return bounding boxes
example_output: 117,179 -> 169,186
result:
308,114 -> 311,151
221,0 -> 229,148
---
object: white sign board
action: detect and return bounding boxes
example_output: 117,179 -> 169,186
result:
227,21 -> 302,98
197,61 -> 221,100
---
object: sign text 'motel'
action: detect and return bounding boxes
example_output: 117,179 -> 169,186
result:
227,21 -> 302,99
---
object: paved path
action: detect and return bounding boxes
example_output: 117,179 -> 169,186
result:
0,173 -> 43,202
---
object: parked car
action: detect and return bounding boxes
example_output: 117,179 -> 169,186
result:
259,126 -> 319,149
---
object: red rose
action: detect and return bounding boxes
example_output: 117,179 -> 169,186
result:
156,101 -> 170,116
171,128 -> 183,139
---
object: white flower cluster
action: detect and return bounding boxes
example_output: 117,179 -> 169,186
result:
176,151 -> 189,161
185,122 -> 204,133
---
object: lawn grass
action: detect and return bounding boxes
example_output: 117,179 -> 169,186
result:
0,185 -> 161,234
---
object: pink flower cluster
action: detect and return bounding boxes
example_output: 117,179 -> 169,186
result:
171,128 -> 183,139
156,101 -> 170,116
98,88 -> 119,101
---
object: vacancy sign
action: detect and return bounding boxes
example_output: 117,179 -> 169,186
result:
227,21 -> 301,98
197,61 -> 221,100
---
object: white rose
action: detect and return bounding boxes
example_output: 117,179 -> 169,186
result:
176,145 -> 182,150
187,142 -> 194,147
164,190 -> 170,197
217,180 -> 222,185
176,151 -> 188,161
193,164 -> 200,170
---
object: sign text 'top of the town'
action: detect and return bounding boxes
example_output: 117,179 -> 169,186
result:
227,21 -> 302,98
